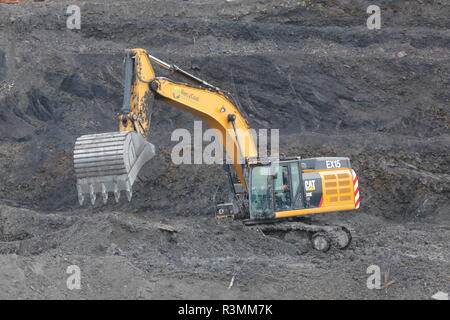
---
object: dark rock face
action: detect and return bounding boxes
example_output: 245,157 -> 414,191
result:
0,0 -> 448,215
0,50 -> 6,81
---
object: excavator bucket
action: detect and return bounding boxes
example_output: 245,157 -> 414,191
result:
73,131 -> 155,205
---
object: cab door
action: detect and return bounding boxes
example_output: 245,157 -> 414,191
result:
273,164 -> 292,210
273,161 -> 303,211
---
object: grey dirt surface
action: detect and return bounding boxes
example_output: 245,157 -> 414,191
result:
0,0 -> 449,299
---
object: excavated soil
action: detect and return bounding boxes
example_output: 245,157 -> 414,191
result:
0,0 -> 449,299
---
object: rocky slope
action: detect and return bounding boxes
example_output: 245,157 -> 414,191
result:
0,0 -> 448,299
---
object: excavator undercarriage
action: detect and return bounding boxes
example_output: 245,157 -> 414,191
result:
245,219 -> 353,252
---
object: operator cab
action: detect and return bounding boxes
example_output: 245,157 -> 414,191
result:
216,156 -> 354,221
248,156 -> 353,220
249,158 -> 303,220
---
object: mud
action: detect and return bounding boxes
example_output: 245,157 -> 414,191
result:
0,0 -> 448,299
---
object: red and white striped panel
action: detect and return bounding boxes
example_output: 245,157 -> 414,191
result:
351,169 -> 360,209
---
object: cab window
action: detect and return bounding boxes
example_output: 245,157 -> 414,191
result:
250,166 -> 272,214
274,165 -> 291,210
290,162 -> 300,198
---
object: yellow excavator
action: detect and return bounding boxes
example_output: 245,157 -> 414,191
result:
73,48 -> 360,251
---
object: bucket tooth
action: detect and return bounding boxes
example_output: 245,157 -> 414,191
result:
89,184 -> 96,205
77,185 -> 85,205
126,181 -> 132,202
101,183 -> 108,204
114,183 -> 120,203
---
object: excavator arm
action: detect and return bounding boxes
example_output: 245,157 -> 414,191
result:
74,48 -> 257,205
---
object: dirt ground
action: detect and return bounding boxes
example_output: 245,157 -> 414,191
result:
0,0 -> 449,299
